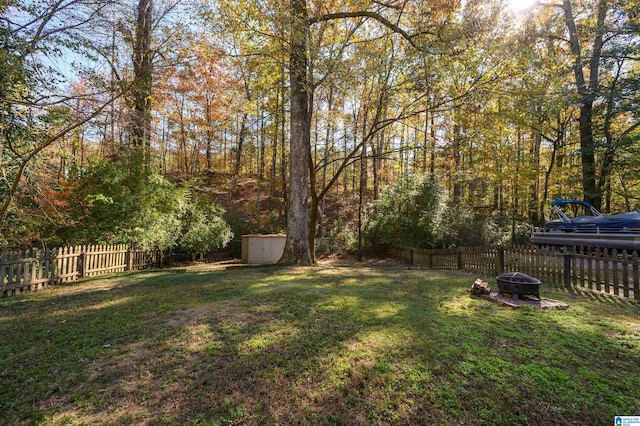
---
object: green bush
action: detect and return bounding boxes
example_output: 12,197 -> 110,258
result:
436,199 -> 486,247
179,204 -> 234,257
52,158 -> 232,256
364,177 -> 503,250
480,213 -> 533,246
363,176 -> 440,250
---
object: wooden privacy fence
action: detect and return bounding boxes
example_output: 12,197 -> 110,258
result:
391,245 -> 640,300
0,245 -> 163,296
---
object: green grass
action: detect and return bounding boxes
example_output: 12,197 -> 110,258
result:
0,261 -> 639,425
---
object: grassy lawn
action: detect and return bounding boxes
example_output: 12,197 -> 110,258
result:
0,261 -> 639,425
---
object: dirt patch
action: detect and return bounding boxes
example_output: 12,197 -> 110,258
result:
475,291 -> 569,310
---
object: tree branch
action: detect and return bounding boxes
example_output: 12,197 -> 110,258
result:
308,11 -> 427,50
0,82 -> 133,230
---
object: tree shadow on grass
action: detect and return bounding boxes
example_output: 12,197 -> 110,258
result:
0,265 -> 638,425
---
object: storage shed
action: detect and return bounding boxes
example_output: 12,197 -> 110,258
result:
241,234 -> 286,264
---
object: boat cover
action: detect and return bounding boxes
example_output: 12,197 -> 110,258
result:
545,199 -> 640,233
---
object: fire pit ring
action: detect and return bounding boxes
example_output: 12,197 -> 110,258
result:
496,272 -> 541,300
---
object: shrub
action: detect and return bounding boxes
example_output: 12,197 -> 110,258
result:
435,199 -> 486,247
363,176 -> 440,250
481,213 -> 533,246
52,158 -> 233,255
364,177 -> 510,250
179,204 -> 234,258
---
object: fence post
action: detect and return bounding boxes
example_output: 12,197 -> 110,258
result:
563,251 -> 572,289
0,251 -> 5,292
633,251 -> 639,301
410,248 -> 414,266
497,247 -> 505,275
126,247 -> 134,271
78,251 -> 86,279
457,248 -> 463,270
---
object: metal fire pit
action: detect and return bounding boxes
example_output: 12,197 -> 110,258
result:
496,272 -> 541,300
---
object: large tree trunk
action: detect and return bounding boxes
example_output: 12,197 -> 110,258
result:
279,0 -> 312,265
577,103 -> 598,206
130,0 -> 153,178
562,0 -> 608,210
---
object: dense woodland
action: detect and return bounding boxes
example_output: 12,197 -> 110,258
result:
1,0 -> 639,263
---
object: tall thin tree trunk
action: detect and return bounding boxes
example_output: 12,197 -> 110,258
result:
423,108 -> 429,174
160,115 -> 167,173
399,125 -> 405,179
257,109 -> 264,217
260,109 -> 265,179
541,121 -> 564,223
205,94 -> 213,170
318,85 -> 333,238
373,131 -> 381,200
271,85 -> 279,199
530,127 -> 542,225
452,122 -> 462,201
357,143 -> 366,262
318,148 -> 329,238
223,128 -> 228,172
280,62 -> 288,218
232,113 -> 248,193
179,97 -> 188,174
430,109 -> 436,179
512,128 -> 521,240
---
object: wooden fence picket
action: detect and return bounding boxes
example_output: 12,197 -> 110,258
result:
633,251 -> 639,300
577,246 -> 584,288
101,244 -> 106,273
0,252 -> 5,293
60,247 -> 66,283
612,249 -> 620,297
10,251 -> 17,290
595,249 -> 602,292
622,250 -> 630,299
0,244 -> 165,297
604,250 -> 611,294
